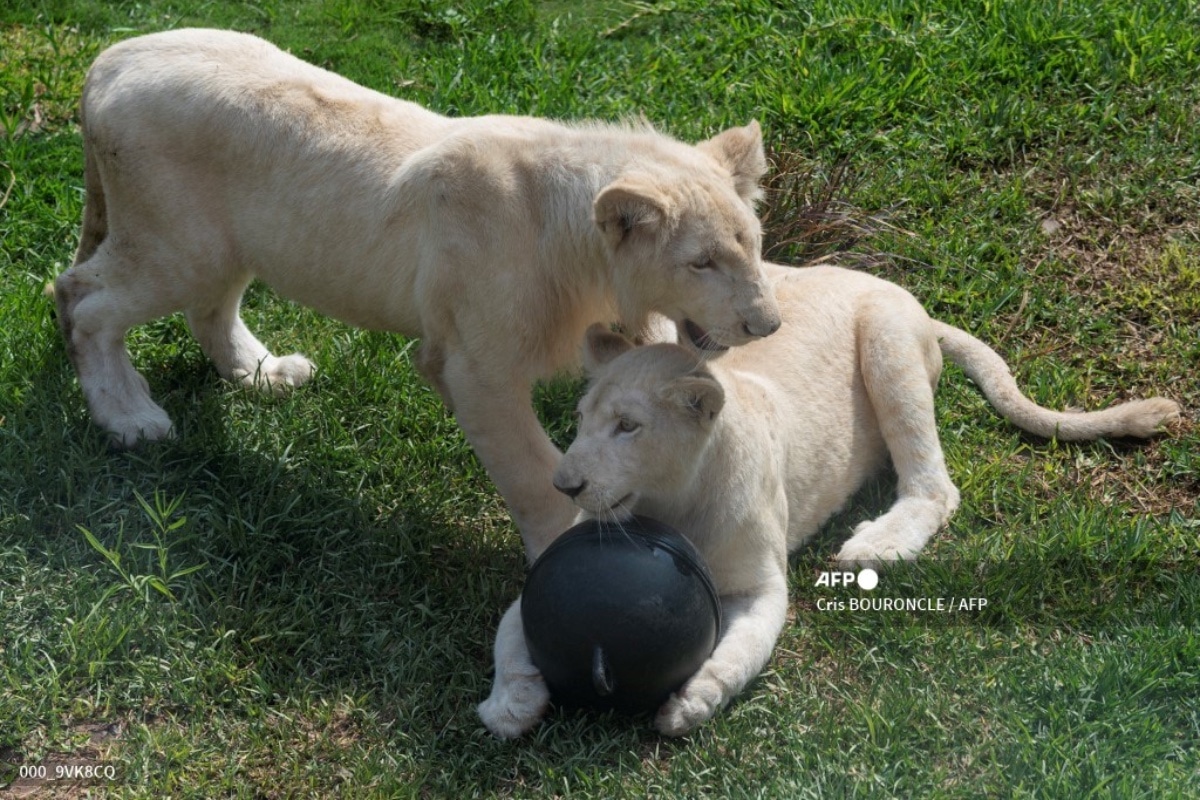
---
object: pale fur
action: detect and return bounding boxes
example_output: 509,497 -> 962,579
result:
54,29 -> 782,558
480,263 -> 1181,738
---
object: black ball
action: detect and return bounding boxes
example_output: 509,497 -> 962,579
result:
521,516 -> 722,715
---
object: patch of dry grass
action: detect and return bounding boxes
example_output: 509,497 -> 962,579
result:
759,144 -> 904,267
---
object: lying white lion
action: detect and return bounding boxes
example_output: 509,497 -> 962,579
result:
479,263 -> 1181,737
54,28 -> 781,558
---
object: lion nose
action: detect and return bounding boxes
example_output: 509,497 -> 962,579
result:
742,317 -> 781,338
554,477 -> 587,498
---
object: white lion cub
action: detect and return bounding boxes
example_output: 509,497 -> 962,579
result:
479,263 -> 1180,737
55,28 -> 780,559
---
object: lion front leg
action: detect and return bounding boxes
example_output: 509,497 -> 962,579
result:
479,598 -> 550,738
433,347 -> 579,561
655,579 -> 789,737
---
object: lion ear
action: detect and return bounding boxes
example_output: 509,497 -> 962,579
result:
661,371 -> 725,426
583,323 -> 634,373
697,120 -> 766,204
593,175 -> 671,251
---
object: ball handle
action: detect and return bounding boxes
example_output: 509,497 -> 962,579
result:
592,645 -> 615,697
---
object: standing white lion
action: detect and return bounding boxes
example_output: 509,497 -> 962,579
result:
54,29 -> 781,558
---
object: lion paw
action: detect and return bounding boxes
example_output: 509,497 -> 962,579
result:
236,353 -> 316,395
478,672 -> 550,739
654,678 -> 723,737
104,404 -> 175,449
836,514 -> 936,568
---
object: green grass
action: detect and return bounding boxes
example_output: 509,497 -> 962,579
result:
1,0 -> 1198,797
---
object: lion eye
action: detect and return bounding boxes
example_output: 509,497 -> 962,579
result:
615,417 -> 641,434
689,258 -> 716,272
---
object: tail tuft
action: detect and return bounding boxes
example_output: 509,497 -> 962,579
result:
1108,397 -> 1182,438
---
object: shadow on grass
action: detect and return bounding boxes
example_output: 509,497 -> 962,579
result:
3,333 -> 702,786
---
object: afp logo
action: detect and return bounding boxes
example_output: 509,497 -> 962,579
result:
815,567 -> 879,590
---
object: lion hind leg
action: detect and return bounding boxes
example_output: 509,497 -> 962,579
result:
55,250 -> 177,447
836,309 -> 960,568
185,279 -> 314,396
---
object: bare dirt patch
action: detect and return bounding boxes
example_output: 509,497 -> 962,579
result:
2,720 -> 124,799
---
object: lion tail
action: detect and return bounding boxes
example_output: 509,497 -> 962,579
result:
70,66 -> 109,269
932,321 -> 1180,441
